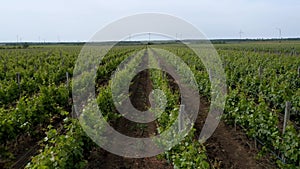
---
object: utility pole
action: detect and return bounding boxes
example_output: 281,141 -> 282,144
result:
239,30 -> 244,39
276,28 -> 282,43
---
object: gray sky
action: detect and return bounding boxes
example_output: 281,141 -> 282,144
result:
1,0 -> 300,42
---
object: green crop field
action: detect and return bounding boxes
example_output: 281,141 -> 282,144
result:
0,41 -> 299,168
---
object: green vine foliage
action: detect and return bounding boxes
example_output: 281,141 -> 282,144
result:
25,120 -> 88,169
161,45 -> 300,168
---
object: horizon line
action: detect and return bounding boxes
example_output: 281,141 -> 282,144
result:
1,37 -> 300,44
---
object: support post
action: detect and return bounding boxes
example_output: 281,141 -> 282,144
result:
179,105 -> 185,132
16,72 -> 21,90
283,101 -> 291,134
66,72 -> 69,87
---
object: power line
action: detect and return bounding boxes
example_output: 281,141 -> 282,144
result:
239,30 -> 244,39
276,28 -> 282,38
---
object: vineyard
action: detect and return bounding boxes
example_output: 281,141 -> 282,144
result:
0,42 -> 299,168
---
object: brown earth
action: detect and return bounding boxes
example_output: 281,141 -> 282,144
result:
86,48 -> 276,169
196,98 -> 276,169
85,50 -> 173,169
151,48 -> 276,169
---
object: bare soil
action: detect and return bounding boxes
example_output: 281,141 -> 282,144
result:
196,98 -> 276,169
85,50 -> 173,169
86,48 -> 276,169
152,48 -> 276,169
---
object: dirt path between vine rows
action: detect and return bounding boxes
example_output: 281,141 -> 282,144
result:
196,100 -> 276,169
3,114 -> 66,169
85,50 -> 173,169
86,48 -> 276,169
152,48 -> 276,169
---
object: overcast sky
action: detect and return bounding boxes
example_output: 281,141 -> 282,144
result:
1,0 -> 300,42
